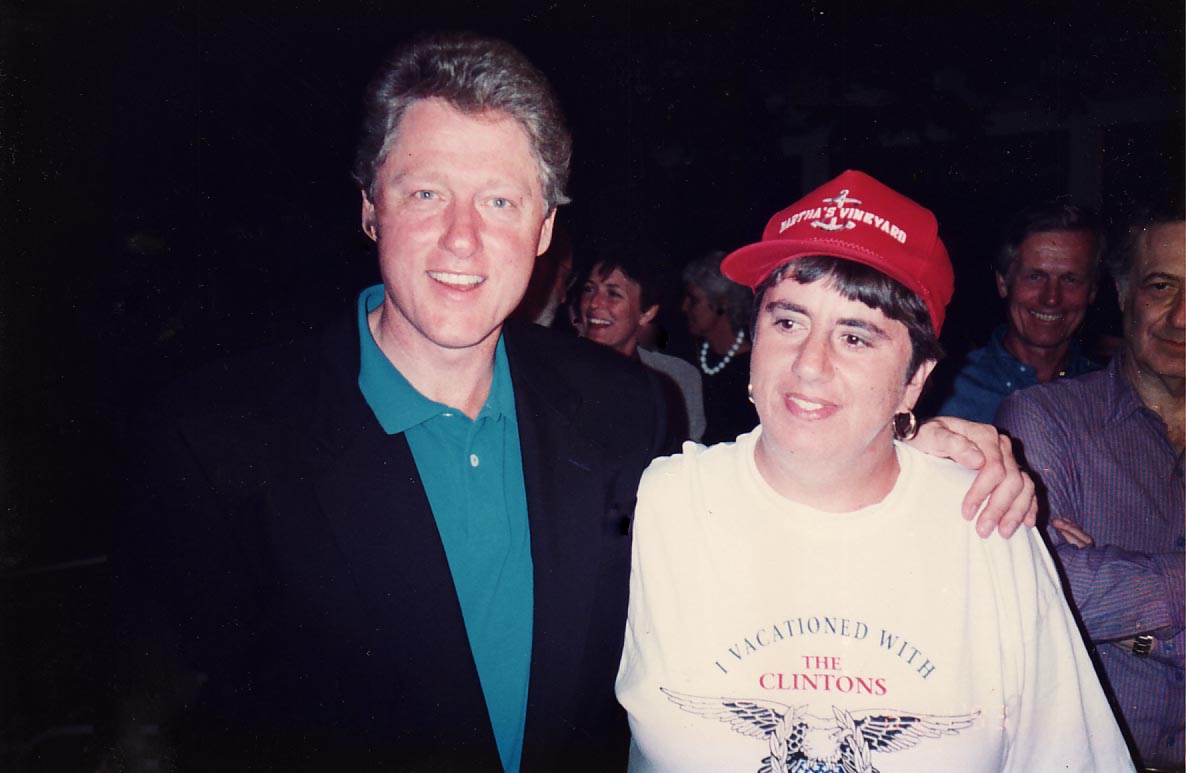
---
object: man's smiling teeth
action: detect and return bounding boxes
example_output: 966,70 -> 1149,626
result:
1028,310 -> 1065,322
587,317 -> 612,326
429,271 -> 484,287
789,395 -> 825,411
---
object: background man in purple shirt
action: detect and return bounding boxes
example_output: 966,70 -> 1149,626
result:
997,205 -> 1185,771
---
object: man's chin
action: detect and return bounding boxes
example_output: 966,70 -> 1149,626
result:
423,321 -> 505,352
1014,329 -> 1076,350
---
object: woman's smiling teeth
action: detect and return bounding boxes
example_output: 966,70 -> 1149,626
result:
788,394 -> 826,411
429,271 -> 484,288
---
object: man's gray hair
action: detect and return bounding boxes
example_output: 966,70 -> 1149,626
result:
1107,203 -> 1186,297
353,32 -> 572,211
993,201 -> 1103,278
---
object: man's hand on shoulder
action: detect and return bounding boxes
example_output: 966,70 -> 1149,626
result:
908,416 -> 1037,539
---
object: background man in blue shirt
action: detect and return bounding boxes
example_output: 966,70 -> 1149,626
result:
933,201 -> 1103,422
997,207 -> 1185,770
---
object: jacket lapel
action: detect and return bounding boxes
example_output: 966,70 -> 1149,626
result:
300,316 -> 626,766
505,325 -> 620,750
304,315 -> 497,753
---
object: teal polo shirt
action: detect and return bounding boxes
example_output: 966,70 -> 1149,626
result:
357,285 -> 532,773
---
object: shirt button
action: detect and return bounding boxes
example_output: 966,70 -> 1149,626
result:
469,454 -> 480,467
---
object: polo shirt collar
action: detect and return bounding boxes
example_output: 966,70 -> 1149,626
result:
356,284 -> 513,434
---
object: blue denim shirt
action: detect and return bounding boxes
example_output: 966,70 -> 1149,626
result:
935,326 -> 1100,424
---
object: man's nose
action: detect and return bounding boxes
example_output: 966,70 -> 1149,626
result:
441,202 -> 480,258
1169,287 -> 1186,331
1039,279 -> 1061,307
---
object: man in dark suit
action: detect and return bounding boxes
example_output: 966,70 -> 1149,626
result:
117,32 -> 1036,773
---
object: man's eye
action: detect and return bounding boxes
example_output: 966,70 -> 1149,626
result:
491,197 -> 511,208
414,190 -> 435,200
842,334 -> 869,347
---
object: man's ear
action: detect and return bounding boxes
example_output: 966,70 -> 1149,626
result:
994,271 -> 1009,300
536,210 -> 557,256
639,304 -> 660,327
1115,278 -> 1129,314
361,190 -> 378,242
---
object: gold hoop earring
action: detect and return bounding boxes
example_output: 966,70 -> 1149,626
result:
892,410 -> 919,441
747,383 -> 755,405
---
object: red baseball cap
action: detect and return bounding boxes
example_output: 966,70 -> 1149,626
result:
721,170 -> 954,333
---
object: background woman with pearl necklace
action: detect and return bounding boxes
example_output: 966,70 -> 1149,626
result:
680,251 -> 758,445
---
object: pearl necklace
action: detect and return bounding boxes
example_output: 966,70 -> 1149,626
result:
699,331 -> 745,376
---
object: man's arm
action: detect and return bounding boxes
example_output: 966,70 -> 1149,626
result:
908,416 -> 1037,538
113,395 -> 258,769
996,392 -> 1184,644
1000,531 -> 1138,771
1048,540 -> 1184,643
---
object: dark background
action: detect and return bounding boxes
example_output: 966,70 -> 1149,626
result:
1,0 -> 1183,769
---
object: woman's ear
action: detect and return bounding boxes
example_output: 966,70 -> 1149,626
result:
639,304 -> 660,327
901,359 -> 938,411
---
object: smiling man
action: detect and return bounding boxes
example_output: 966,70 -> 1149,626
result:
119,34 -> 669,772
118,32 -> 1040,773
996,207 -> 1185,769
934,202 -> 1103,423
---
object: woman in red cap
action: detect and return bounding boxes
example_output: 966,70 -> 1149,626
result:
615,171 -> 1135,772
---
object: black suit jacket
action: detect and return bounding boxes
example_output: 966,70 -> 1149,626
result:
117,313 -> 669,771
